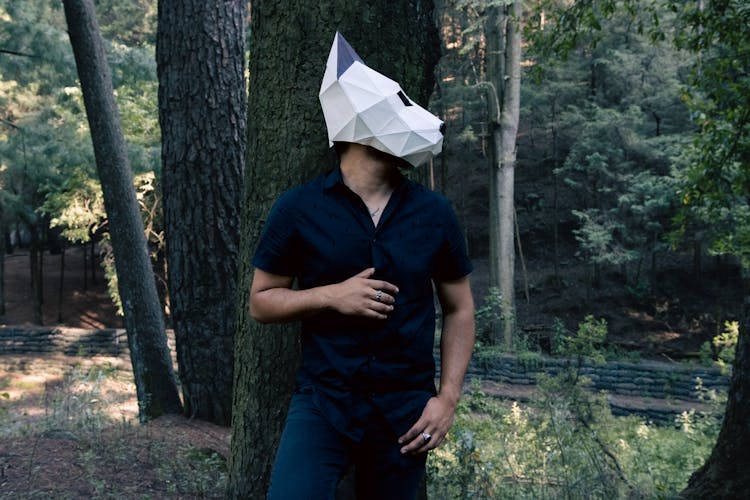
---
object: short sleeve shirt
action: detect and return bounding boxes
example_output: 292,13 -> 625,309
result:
252,166 -> 472,441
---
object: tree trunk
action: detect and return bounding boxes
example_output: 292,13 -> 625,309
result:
682,292 -> 750,497
58,245 -> 66,323
157,0 -> 245,426
63,0 -> 182,419
29,222 -> 43,325
89,236 -> 97,284
82,241 -> 88,291
486,3 -> 521,348
0,221 -> 5,321
227,1 -> 440,497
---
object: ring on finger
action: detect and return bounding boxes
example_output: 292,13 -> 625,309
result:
375,290 -> 383,302
421,431 -> 431,443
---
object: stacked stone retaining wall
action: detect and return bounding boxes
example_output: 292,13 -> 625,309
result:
465,351 -> 729,403
0,326 -> 176,361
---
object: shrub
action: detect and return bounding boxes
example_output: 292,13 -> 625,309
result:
427,371 -> 720,499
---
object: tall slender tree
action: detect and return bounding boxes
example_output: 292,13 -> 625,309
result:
156,0 -> 246,426
227,1 -> 440,497
63,0 -> 182,419
486,1 -> 521,347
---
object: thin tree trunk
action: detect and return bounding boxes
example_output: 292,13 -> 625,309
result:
0,222 -> 5,320
82,241 -> 88,291
89,233 -> 97,285
514,207 -> 529,304
157,0 -> 246,426
58,245 -> 65,323
63,0 -> 182,419
30,223 -> 42,325
227,1 -> 440,496
486,3 -> 521,348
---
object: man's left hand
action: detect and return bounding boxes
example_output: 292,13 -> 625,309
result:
398,395 -> 456,455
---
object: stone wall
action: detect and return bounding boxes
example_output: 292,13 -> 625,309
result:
0,326 -> 176,360
466,351 -> 730,403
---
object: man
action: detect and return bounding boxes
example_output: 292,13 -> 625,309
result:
250,33 -> 474,499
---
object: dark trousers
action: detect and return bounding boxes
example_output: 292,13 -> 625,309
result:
267,392 -> 426,500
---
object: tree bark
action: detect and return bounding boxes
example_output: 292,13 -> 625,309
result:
486,2 -> 521,348
0,221 -> 5,321
63,0 -> 182,419
29,222 -> 43,325
157,0 -> 246,426
682,293 -> 750,498
57,245 -> 65,323
227,1 -> 440,497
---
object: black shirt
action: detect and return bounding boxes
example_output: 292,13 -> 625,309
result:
252,166 -> 472,440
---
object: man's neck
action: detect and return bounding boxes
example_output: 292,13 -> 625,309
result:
339,144 -> 400,200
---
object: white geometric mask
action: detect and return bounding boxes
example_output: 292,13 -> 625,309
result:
319,32 -> 444,167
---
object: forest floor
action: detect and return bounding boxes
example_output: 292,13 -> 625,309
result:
0,353 -> 229,498
1,247 -> 228,498
0,244 -> 742,497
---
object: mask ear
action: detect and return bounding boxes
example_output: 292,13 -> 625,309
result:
333,31 -> 362,78
397,90 -> 413,107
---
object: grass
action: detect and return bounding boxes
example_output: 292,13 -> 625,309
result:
0,357 -> 227,499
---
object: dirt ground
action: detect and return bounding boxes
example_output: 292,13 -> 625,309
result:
1,246 -> 229,498
0,354 -> 229,499
2,245 -> 121,329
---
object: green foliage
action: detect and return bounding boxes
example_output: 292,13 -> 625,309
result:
428,371 -> 719,499
555,314 -> 608,364
0,0 -> 163,315
474,287 -> 504,347
524,3 -> 693,285
528,0 -> 750,265
672,1 -> 750,261
699,320 -> 739,371
713,321 -> 739,367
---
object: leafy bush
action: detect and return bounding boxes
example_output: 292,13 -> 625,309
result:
555,314 -> 608,364
427,372 -> 720,499
699,320 -> 739,372
474,287 -> 504,348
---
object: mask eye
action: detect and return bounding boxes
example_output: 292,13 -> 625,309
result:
397,90 -> 412,107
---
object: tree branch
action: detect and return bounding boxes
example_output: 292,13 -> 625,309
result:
0,48 -> 38,58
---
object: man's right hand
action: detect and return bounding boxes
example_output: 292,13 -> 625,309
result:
326,268 -> 398,320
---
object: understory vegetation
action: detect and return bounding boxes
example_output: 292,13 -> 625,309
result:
2,352 -> 723,499
0,362 -> 227,498
427,374 -> 722,499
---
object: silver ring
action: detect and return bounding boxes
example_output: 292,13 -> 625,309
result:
375,290 -> 382,302
421,432 -> 431,443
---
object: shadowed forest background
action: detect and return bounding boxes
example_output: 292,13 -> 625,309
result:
1,0 -> 749,498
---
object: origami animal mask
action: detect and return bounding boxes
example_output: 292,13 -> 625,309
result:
319,32 -> 444,167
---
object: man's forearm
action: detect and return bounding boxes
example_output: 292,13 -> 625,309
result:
250,267 -> 398,324
438,307 -> 475,406
251,286 -> 331,324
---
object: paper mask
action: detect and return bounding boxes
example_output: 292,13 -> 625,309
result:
319,32 -> 444,167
